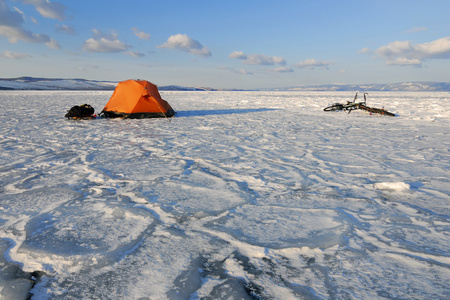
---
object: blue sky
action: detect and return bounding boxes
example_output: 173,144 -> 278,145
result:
1,0 -> 449,89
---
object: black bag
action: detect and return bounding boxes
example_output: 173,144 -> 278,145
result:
65,104 -> 95,118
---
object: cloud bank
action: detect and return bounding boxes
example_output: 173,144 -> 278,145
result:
372,36 -> 450,66
229,51 -> 334,73
0,0 -> 60,48
158,34 -> 211,57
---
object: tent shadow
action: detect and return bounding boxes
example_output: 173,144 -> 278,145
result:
176,108 -> 278,117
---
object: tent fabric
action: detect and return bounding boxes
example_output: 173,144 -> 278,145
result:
101,80 -> 175,118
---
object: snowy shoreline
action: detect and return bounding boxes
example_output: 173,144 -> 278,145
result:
0,90 -> 449,299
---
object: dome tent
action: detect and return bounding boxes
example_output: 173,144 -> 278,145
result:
101,80 -> 175,118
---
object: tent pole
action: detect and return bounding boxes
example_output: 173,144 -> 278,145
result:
150,97 -> 170,120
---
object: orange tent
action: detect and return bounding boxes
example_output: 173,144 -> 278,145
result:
101,80 -> 175,118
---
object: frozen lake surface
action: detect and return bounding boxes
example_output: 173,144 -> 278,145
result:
0,90 -> 449,299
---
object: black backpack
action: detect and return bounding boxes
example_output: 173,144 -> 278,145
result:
65,104 -> 95,118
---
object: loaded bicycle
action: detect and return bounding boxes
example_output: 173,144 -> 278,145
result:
323,93 -> 395,116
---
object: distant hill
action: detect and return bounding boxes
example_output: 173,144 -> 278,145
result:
273,82 -> 450,92
1,77 -> 449,91
0,77 -> 219,91
0,77 -> 117,90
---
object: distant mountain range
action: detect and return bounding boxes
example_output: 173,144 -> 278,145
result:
1,76 -> 450,91
0,77 -> 217,91
275,82 -> 450,92
0,77 -> 117,90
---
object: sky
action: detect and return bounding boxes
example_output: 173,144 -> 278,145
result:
1,0 -> 450,89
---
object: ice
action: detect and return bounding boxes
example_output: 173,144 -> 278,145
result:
206,206 -> 349,249
374,181 -> 410,191
0,90 -> 449,299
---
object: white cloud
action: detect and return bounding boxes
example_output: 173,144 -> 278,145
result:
294,58 -> 334,70
46,37 -> 60,49
21,0 -> 66,21
126,51 -> 145,58
268,66 -> 294,73
158,34 -> 211,57
132,27 -> 150,40
245,54 -> 285,65
220,66 -> 253,75
1,50 -> 31,59
417,37 -> 450,59
83,38 -> 129,53
0,0 -> 60,48
374,37 -> 450,66
91,29 -> 116,40
13,6 -> 25,18
229,51 -> 286,66
0,23 -> 57,46
229,51 -> 247,59
406,27 -> 428,33
83,30 -> 130,53
358,47 -> 370,54
56,24 -> 75,35
386,57 -> 422,66
375,40 -> 413,58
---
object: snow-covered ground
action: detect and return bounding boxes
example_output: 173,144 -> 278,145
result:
0,90 -> 449,299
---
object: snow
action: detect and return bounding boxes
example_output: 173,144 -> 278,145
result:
0,90 -> 449,299
374,181 -> 411,191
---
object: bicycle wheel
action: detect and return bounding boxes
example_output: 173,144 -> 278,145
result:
324,104 -> 344,111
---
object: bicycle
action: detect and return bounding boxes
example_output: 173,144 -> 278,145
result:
323,93 -> 395,116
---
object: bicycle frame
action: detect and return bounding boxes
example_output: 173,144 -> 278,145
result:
341,92 -> 367,113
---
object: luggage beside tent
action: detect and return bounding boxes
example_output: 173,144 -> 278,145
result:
101,80 -> 175,118
65,104 -> 95,119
